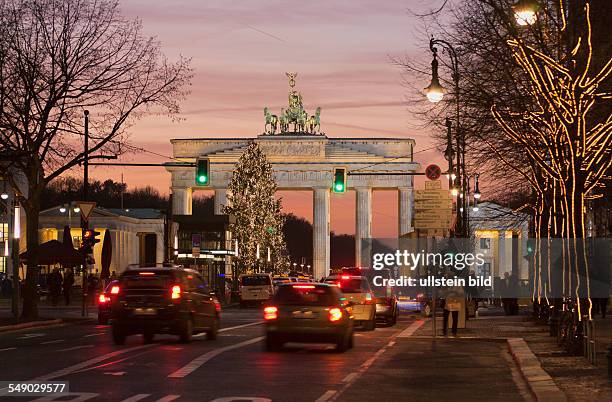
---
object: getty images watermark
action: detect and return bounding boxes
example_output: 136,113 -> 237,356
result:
359,237 -> 611,298
370,249 -> 492,288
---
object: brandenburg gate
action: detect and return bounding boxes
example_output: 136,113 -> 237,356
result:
166,74 -> 419,279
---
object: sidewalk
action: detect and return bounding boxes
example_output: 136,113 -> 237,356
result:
339,336 -> 530,402
414,305 -> 612,402
0,297 -> 95,329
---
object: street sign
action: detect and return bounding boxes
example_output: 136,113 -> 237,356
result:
415,199 -> 453,209
425,180 -> 442,189
76,201 -> 96,221
425,164 -> 442,180
415,189 -> 451,200
414,219 -> 452,229
414,181 -> 453,230
415,210 -> 453,219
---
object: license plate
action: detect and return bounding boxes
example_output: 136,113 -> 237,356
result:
292,310 -> 316,319
134,308 -> 157,315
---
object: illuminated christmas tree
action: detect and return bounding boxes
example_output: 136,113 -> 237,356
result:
224,142 -> 288,274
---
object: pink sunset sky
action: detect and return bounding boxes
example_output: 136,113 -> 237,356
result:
87,0 -> 447,237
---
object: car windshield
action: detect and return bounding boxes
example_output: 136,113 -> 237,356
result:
241,276 -> 271,286
122,272 -> 173,289
275,285 -> 338,306
340,278 -> 369,293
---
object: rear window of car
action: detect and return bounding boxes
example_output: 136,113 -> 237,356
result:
275,285 -> 338,306
340,278 -> 370,293
241,276 -> 272,286
372,286 -> 393,297
104,280 -> 119,292
122,272 -> 174,289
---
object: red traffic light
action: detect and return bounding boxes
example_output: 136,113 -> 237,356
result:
83,229 -> 94,239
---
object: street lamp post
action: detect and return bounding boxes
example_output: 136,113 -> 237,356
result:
11,199 -> 20,318
425,36 -> 466,237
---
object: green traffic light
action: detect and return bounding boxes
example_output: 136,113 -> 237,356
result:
196,158 -> 210,186
333,168 -> 346,193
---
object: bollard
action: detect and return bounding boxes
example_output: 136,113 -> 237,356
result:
607,344 -> 612,377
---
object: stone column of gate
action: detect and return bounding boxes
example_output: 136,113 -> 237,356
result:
214,189 -> 231,215
110,230 -> 121,273
355,187 -> 372,267
313,187 -> 330,280
172,187 -> 193,215
155,230 -> 165,264
398,187 -> 414,237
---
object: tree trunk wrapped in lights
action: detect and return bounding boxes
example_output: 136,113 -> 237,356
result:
398,0 -> 610,311
224,142 -> 289,275
490,1 -> 610,315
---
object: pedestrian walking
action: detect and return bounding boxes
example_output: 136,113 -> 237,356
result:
48,268 -> 63,306
63,268 -> 75,306
442,281 -> 465,337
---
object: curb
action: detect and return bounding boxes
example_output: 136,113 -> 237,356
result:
507,338 -> 568,402
0,319 -> 63,333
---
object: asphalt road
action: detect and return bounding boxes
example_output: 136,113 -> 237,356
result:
0,309 -> 529,402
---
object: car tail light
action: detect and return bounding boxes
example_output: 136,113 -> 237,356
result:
171,285 -> 182,300
329,307 -> 343,322
264,306 -> 278,320
98,294 -> 108,304
365,293 -> 373,304
341,275 -> 350,280
293,284 -> 315,289
214,300 -> 221,312
110,285 -> 120,295
139,272 -> 155,276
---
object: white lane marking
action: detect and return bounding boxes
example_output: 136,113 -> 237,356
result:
218,321 -> 263,332
18,333 -> 46,339
83,332 -> 106,337
155,395 -> 181,402
34,344 -> 155,381
119,394 -> 150,402
192,320 -> 263,338
103,371 -> 126,376
342,372 -> 359,383
387,340 -> 396,347
42,339 -> 65,345
0,347 -> 17,351
57,345 -> 94,352
30,392 -> 98,401
168,336 -> 264,378
315,390 -> 338,402
397,319 -> 425,337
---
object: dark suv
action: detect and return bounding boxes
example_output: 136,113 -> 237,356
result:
111,266 -> 220,344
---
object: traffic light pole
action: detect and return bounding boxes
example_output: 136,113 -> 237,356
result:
82,110 -> 89,318
81,225 -> 88,317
